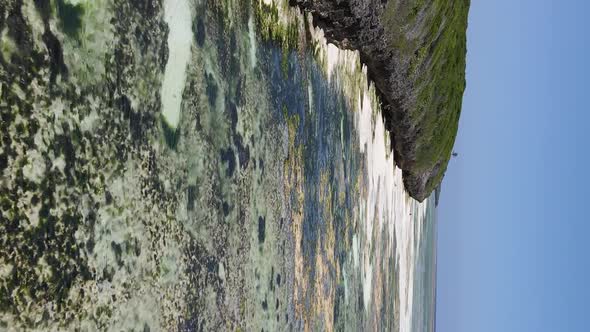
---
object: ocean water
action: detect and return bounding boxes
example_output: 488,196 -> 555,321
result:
411,200 -> 438,332
0,0 -> 437,330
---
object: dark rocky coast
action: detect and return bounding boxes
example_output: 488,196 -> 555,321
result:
293,0 -> 469,201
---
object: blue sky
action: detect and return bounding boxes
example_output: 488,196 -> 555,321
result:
437,1 -> 590,331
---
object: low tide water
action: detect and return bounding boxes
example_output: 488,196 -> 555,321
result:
0,0 -> 437,330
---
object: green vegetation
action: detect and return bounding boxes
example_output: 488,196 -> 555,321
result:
383,0 -> 469,194
254,1 -> 302,78
254,1 -> 300,50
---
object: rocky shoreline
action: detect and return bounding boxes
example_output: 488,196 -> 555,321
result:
292,0 -> 469,201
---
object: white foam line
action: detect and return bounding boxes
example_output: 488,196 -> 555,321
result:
161,0 -> 193,129
356,83 -> 429,331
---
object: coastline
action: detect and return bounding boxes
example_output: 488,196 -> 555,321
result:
0,0 -> 438,330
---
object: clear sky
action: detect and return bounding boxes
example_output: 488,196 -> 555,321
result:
437,1 -> 590,331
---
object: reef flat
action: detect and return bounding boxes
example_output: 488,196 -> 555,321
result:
0,0 -> 436,331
